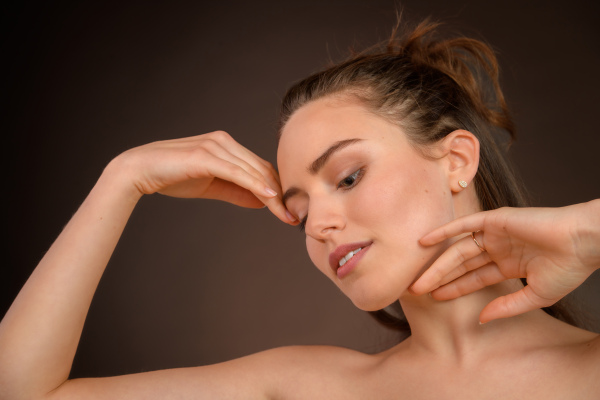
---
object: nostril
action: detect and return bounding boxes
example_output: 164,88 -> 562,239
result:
321,225 -> 341,235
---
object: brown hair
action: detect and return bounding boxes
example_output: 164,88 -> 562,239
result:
278,19 -> 577,335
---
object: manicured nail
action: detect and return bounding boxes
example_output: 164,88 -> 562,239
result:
264,187 -> 278,197
285,210 -> 297,222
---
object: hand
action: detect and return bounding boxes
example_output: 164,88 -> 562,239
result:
410,201 -> 600,323
110,131 -> 297,224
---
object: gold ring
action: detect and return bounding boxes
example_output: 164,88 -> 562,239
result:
471,231 -> 486,252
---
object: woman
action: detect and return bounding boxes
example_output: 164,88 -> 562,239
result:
1,19 -> 599,399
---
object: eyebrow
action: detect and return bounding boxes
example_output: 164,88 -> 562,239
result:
282,138 -> 363,206
308,138 -> 363,175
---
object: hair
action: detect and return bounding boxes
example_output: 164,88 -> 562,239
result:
278,19 -> 578,336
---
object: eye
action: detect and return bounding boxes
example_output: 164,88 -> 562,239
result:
298,168 -> 365,233
337,168 -> 365,190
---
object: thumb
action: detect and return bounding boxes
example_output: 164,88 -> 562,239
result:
479,285 -> 550,324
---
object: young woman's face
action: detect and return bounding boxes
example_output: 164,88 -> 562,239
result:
277,97 -> 457,311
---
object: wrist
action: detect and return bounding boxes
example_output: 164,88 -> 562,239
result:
575,199 -> 600,273
98,155 -> 145,203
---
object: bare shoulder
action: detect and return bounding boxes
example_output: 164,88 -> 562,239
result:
48,345 -> 376,400
257,345 -> 377,399
263,343 -> 372,363
552,320 -> 600,353
244,344 -> 372,378
523,321 -> 600,397
554,328 -> 600,396
533,318 -> 600,364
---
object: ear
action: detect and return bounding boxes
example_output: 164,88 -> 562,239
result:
438,130 -> 480,193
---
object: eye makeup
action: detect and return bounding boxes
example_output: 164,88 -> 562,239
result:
297,166 -> 367,232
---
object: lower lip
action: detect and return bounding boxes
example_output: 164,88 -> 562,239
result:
336,245 -> 371,279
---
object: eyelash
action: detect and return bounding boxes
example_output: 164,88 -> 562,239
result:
298,168 -> 365,232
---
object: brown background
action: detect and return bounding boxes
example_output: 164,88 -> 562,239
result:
3,0 -> 599,378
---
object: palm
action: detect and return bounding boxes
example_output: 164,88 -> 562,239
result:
484,210 -> 586,302
412,204 -> 597,322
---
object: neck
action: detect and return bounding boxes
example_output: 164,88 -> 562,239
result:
397,279 -> 547,362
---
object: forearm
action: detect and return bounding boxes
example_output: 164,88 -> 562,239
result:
0,160 -> 142,400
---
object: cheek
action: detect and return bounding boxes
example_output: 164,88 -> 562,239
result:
355,162 -> 454,286
306,237 -> 330,277
357,163 -> 452,237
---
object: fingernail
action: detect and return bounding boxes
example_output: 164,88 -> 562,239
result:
285,210 -> 297,222
264,187 -> 277,197
479,320 -> 486,325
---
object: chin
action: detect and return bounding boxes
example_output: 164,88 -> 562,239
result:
337,269 -> 418,312
346,286 -> 405,312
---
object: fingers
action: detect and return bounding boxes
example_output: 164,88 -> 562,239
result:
202,179 -> 267,209
137,131 -> 297,225
420,212 -> 489,246
479,285 -> 553,323
200,155 -> 276,198
194,132 -> 296,225
170,131 -> 280,195
411,234 -> 489,294
430,265 -> 556,324
204,131 -> 282,189
204,178 -> 296,225
435,251 -> 492,288
430,262 -> 505,300
199,150 -> 293,225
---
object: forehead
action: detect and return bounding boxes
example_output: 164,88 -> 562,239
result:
279,97 -> 371,152
277,97 -> 406,185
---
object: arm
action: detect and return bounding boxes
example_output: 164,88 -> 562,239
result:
0,132 -> 295,400
410,200 -> 600,323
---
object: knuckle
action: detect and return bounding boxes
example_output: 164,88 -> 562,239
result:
430,269 -> 445,285
454,247 -> 468,264
473,271 -> 487,288
455,264 -> 468,277
224,163 -> 244,177
262,160 -> 276,173
462,257 -> 477,271
211,130 -> 232,141
206,138 -> 220,148
262,159 -> 275,170
198,138 -> 221,153
257,163 -> 276,179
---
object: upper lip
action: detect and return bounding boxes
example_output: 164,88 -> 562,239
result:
329,241 -> 373,273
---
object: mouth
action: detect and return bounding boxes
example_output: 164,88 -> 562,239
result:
329,241 -> 373,277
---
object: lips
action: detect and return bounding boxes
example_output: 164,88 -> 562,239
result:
329,241 -> 372,276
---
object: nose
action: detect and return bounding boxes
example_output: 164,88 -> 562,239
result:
304,195 -> 346,241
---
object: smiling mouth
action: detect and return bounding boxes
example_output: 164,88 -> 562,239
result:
329,241 -> 373,274
338,248 -> 363,267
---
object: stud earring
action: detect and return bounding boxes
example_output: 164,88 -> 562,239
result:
458,180 -> 468,188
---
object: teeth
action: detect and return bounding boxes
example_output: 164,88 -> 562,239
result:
338,247 -> 362,268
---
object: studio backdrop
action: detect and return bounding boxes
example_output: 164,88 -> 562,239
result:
3,0 -> 599,378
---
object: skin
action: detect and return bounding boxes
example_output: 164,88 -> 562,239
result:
0,97 -> 599,399
278,95 -> 479,311
412,205 -> 600,322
